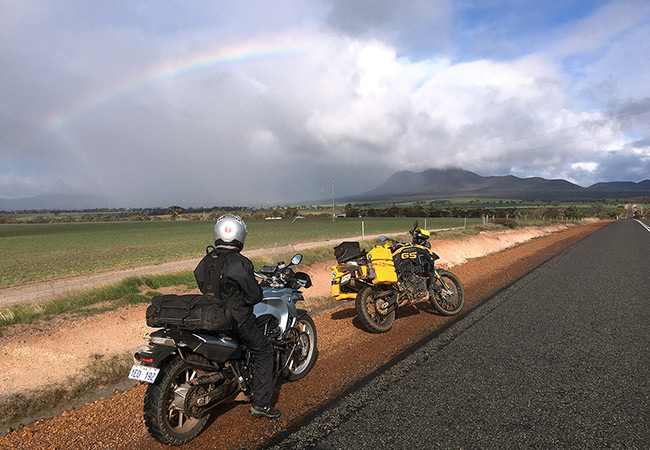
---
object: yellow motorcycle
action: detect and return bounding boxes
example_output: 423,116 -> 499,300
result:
331,221 -> 464,333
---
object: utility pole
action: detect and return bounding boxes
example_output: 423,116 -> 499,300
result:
332,177 -> 336,222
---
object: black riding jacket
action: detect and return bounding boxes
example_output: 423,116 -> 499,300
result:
194,245 -> 262,309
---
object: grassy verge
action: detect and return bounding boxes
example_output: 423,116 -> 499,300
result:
0,352 -> 134,431
0,272 -> 195,333
0,244 -> 341,333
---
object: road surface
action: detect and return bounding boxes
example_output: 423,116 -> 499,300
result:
268,218 -> 650,449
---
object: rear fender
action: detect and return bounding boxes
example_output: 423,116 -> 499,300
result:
148,345 -> 176,369
145,328 -> 239,368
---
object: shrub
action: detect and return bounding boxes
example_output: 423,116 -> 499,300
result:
494,218 -> 518,229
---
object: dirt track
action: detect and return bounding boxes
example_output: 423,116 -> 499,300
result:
0,221 -> 610,449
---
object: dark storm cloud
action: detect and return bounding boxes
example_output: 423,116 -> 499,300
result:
592,151 -> 650,184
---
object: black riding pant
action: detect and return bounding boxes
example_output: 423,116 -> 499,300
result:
231,307 -> 274,408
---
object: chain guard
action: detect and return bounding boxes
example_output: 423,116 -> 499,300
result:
184,378 -> 239,418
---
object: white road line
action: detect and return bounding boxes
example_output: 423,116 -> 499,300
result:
635,219 -> 650,233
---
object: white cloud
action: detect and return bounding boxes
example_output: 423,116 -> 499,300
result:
551,0 -> 650,57
571,162 -> 598,172
1,1 -> 649,208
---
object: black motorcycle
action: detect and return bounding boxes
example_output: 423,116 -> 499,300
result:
129,254 -> 317,445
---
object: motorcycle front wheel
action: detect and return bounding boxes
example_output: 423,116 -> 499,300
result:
282,314 -> 318,381
430,270 -> 465,316
144,354 -> 211,446
355,287 -> 396,333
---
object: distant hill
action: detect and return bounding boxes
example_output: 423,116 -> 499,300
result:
341,168 -> 650,203
0,194 -> 113,212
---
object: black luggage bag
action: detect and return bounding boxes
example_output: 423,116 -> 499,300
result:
334,241 -> 366,263
146,294 -> 232,331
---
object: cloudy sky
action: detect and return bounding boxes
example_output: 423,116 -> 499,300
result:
1,0 -> 650,208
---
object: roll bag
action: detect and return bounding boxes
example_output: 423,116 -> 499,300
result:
146,294 -> 232,331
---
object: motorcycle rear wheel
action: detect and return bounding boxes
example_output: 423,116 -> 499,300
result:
144,354 -> 211,446
430,270 -> 465,316
355,287 -> 395,333
282,314 -> 318,381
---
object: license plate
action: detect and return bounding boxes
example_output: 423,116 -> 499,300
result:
341,273 -> 351,284
128,364 -> 160,383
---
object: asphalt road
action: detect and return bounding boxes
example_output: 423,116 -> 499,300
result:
267,219 -> 650,449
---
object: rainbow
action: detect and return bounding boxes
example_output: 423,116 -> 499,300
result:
45,37 -> 307,132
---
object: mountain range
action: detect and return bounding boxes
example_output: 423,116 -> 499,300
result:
342,168 -> 650,203
3,168 -> 650,211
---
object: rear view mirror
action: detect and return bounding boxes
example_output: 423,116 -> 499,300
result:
290,254 -> 303,266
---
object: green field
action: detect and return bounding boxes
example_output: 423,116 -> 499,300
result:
0,217 -> 480,289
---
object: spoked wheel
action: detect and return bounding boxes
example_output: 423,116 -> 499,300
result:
430,270 -> 465,316
355,287 -> 396,333
144,354 -> 211,446
282,314 -> 318,381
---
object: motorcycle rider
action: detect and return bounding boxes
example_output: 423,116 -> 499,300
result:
194,214 -> 280,419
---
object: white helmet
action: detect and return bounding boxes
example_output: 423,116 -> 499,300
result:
214,214 -> 247,248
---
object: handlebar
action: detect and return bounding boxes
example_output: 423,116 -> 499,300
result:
254,253 -> 311,289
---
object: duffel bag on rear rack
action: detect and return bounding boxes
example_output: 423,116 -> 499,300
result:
146,294 -> 232,331
334,241 -> 366,263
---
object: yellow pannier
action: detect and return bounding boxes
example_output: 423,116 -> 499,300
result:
330,264 -> 361,300
367,246 -> 397,284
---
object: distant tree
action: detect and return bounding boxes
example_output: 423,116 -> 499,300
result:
128,214 -> 151,221
499,207 -> 517,219
167,206 -> 184,221
284,207 -> 299,219
344,203 -> 360,218
208,209 -> 227,221
564,205 -> 584,220
386,205 -> 402,217
586,203 -> 604,218
0,215 -> 18,224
